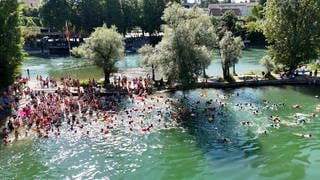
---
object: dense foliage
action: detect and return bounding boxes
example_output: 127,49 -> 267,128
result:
139,3 -> 217,89
220,10 -> 238,34
260,55 -> 275,73
219,31 -> 244,80
39,0 -> 71,30
38,0 -> 179,35
72,25 -> 124,86
20,4 -> 41,40
263,0 -> 320,71
0,0 -> 24,88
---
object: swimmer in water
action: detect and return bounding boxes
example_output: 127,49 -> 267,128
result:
293,133 -> 312,138
223,138 -> 230,144
280,120 -> 298,126
294,104 -> 301,109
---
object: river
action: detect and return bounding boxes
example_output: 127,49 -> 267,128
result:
1,49 -> 320,179
20,48 -> 266,81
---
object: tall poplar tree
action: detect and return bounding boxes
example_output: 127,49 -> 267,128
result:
219,31 -> 244,79
0,0 -> 24,88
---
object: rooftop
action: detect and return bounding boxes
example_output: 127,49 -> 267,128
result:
208,3 -> 257,9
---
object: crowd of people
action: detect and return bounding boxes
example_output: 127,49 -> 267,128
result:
1,72 -> 320,144
1,73 -> 180,144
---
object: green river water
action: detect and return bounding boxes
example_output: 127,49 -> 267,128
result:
1,49 -> 320,180
18,48 -> 266,81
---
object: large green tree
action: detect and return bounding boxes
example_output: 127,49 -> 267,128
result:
20,4 -> 41,41
39,0 -> 71,30
139,3 -> 217,89
72,0 -> 103,34
103,0 -> 125,34
121,0 -> 141,33
263,0 -> 320,71
260,55 -> 275,73
219,31 -> 244,80
141,0 -> 179,36
72,25 -> 124,86
220,10 -> 238,34
0,0 -> 24,88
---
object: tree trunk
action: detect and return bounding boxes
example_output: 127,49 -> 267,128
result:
104,70 -> 110,87
152,64 -> 155,81
222,66 -> 228,80
226,67 -> 229,79
223,66 -> 230,80
233,63 -> 237,76
203,63 -> 207,78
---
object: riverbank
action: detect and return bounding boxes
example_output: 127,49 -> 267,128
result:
192,77 -> 320,90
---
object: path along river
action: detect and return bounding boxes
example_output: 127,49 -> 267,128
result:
1,49 -> 320,179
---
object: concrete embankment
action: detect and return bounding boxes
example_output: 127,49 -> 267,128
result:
175,78 -> 320,90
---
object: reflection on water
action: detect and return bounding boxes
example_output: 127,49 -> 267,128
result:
1,86 -> 320,179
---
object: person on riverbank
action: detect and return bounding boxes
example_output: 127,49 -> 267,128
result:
14,130 -> 19,140
27,69 -> 30,79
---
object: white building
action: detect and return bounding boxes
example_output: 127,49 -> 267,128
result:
183,0 -> 201,8
218,0 -> 257,2
209,3 -> 256,17
19,0 -> 40,7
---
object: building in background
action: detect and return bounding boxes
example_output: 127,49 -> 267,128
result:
218,0 -> 257,2
208,2 -> 256,17
183,0 -> 202,8
19,0 -> 40,7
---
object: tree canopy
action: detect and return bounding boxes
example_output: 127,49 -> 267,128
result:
104,0 -> 124,33
71,0 -> 103,34
139,3 -> 217,89
38,0 -> 180,36
220,10 -> 238,34
0,0 -> 24,88
141,0 -> 180,36
72,25 -> 124,86
260,55 -> 275,73
219,31 -> 244,80
263,0 -> 320,71
39,0 -> 71,30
